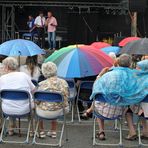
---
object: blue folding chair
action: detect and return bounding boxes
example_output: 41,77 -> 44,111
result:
92,94 -> 123,147
65,79 -> 77,123
76,81 -> 94,122
32,91 -> 66,147
0,89 -> 32,144
31,79 -> 38,87
138,95 -> 148,147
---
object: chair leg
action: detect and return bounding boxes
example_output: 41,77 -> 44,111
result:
76,102 -> 81,122
0,118 -> 6,142
114,119 -> 118,130
138,118 -> 142,146
25,119 -> 31,144
59,123 -> 65,147
93,118 -> 96,146
119,119 -> 123,146
71,102 -> 74,123
32,120 -> 39,144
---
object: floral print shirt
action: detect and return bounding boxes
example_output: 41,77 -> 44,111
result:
37,76 -> 69,111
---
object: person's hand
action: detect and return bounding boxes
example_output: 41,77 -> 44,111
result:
50,23 -> 55,26
96,67 -> 110,80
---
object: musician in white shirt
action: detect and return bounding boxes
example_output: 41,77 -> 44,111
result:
34,11 -> 46,48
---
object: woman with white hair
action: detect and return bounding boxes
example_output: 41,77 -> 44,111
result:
36,62 -> 69,138
0,57 -> 35,136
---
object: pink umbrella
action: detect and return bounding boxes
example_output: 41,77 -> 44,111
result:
119,37 -> 141,47
91,42 -> 111,49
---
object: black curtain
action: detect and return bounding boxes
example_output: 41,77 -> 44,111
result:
67,13 -> 99,45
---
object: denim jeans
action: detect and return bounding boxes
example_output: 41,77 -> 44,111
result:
48,32 -> 56,49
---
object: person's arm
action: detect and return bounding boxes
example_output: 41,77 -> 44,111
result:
50,17 -> 57,27
96,67 -> 110,80
45,18 -> 49,27
29,25 -> 36,32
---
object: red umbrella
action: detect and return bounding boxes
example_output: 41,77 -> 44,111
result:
119,37 -> 141,47
91,42 -> 111,49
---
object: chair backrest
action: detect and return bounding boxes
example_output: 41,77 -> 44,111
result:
38,74 -> 46,83
0,89 -> 30,101
65,79 -> 77,99
142,95 -> 148,103
33,91 -> 64,103
31,79 -> 38,87
94,93 -> 106,102
66,79 -> 75,88
78,81 -> 94,101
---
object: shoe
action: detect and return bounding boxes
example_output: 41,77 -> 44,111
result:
80,111 -> 90,120
37,131 -> 46,139
125,134 -> 137,141
96,132 -> 106,140
141,135 -> 148,140
47,131 -> 57,138
8,130 -> 14,136
29,131 -> 34,137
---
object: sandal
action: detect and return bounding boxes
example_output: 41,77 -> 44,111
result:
8,130 -> 14,136
125,134 -> 137,141
141,135 -> 148,140
29,131 -> 34,137
96,132 -> 106,140
37,131 -> 46,139
80,111 -> 90,120
47,131 -> 57,138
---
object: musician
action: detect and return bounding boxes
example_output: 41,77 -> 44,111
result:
27,15 -> 36,35
34,11 -> 46,48
45,11 -> 57,50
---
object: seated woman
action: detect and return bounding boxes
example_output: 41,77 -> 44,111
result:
20,55 -> 41,81
126,59 -> 148,140
35,62 -> 69,138
0,57 -> 35,135
90,54 -> 133,140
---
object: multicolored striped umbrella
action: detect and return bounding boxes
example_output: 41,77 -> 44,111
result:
45,45 -> 113,78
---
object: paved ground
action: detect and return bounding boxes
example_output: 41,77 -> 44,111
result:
0,114 -> 147,148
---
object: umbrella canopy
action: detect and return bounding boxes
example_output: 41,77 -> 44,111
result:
120,38 -> 148,55
119,37 -> 141,47
45,45 -> 113,78
91,42 -> 111,49
0,39 -> 45,56
100,46 -> 121,55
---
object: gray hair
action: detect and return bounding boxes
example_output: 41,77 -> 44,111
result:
42,62 -> 57,78
108,52 -> 116,60
118,54 -> 132,67
2,57 -> 18,70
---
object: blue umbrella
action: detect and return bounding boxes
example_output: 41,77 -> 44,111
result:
0,39 -> 45,56
101,46 -> 120,55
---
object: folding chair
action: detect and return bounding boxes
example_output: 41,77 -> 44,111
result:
76,81 -> 94,122
138,95 -> 148,147
31,79 -> 38,87
0,89 -> 32,144
32,91 -> 66,147
93,94 -> 123,147
65,79 -> 77,123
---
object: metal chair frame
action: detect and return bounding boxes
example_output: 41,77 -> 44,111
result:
32,91 -> 66,147
92,94 -> 123,147
0,89 -> 32,144
76,81 -> 94,123
138,95 -> 148,147
66,79 -> 77,123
